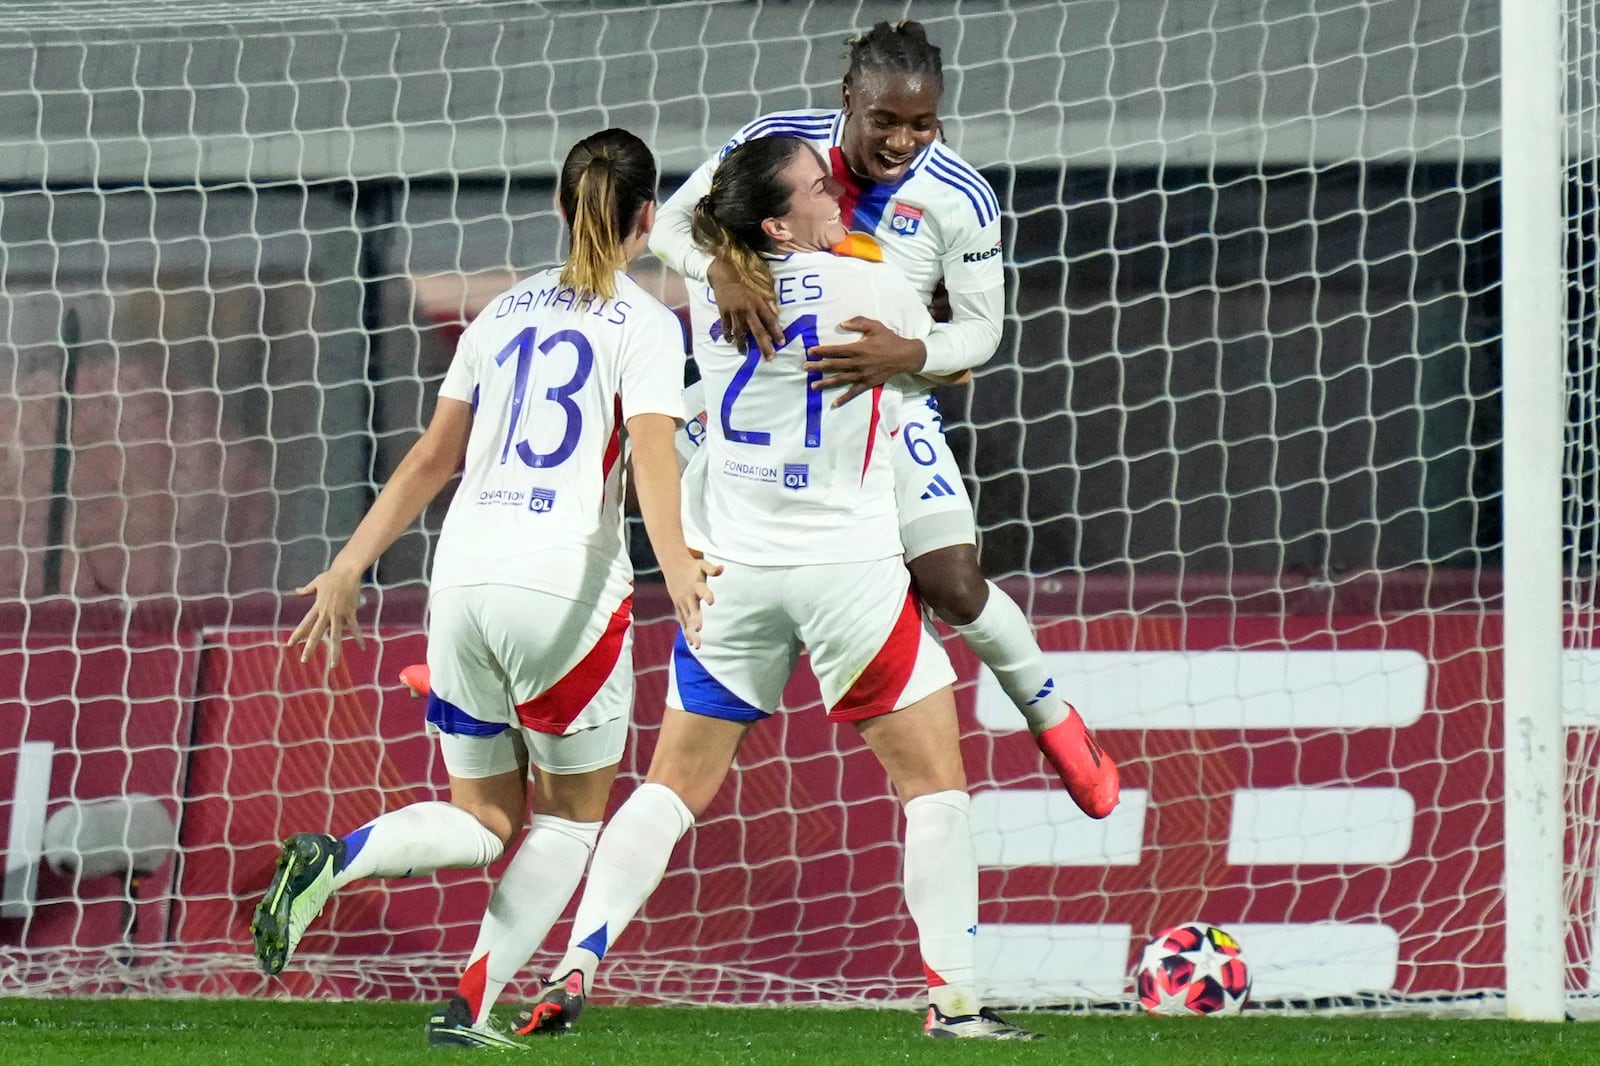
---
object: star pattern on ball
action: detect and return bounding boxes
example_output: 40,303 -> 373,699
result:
1135,923 -> 1250,1016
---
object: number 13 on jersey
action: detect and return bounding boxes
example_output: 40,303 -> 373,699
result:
494,325 -> 596,469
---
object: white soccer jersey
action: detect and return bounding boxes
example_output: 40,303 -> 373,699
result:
431,268 -> 686,610
683,250 -> 933,566
650,108 -> 1004,377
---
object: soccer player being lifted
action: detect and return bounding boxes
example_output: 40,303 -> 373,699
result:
653,20 -> 1120,819
248,129 -> 715,1049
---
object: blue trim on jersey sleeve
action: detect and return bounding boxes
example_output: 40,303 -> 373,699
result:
935,146 -> 1000,216
744,109 -> 835,128
672,630 -> 770,721
742,113 -> 837,142
748,127 -> 835,145
926,157 -> 996,226
425,692 -> 508,737
927,148 -> 1000,220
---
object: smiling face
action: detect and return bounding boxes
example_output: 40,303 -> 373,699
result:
840,71 -> 942,185
763,144 -> 848,252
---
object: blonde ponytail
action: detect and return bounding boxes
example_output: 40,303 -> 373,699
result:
561,159 -> 622,300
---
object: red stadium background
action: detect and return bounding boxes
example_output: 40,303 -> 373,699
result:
0,576 -> 1583,1002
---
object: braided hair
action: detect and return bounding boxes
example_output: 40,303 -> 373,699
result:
844,20 -> 943,93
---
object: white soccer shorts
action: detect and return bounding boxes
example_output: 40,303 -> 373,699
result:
666,556 -> 956,723
425,585 -> 632,778
891,392 -> 978,560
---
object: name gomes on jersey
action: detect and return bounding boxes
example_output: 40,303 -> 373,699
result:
702,271 -> 824,313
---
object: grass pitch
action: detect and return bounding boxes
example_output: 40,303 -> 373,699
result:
2,997 -> 1596,1065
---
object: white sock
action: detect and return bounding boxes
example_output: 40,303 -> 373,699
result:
331,801 -> 503,889
952,581 -> 1068,734
458,815 -> 600,1026
551,782 -> 694,989
903,790 -> 979,1017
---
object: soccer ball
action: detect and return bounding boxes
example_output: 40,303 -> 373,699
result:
1134,923 -> 1250,1016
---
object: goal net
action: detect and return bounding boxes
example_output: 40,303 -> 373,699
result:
0,0 -> 1577,1014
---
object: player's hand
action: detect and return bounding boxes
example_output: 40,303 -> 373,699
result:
805,317 -> 927,407
287,564 -> 367,667
661,552 -> 722,649
928,280 -> 952,324
707,259 -> 783,359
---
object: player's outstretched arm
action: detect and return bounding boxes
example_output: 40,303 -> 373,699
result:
287,396 -> 473,667
627,413 -> 721,647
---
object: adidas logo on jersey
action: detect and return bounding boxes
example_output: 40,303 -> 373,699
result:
920,474 -> 957,500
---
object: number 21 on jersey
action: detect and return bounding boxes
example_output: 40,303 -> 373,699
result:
719,313 -> 823,448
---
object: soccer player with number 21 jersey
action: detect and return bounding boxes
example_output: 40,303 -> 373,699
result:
652,21 -> 1120,821
518,133 -> 1039,1042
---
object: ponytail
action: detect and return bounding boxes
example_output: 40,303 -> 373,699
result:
556,128 -> 658,302
690,136 -> 811,311
562,159 -> 622,300
691,192 -> 775,303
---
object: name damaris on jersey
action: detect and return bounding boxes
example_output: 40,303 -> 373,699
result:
722,458 -> 809,490
477,487 -> 558,512
495,284 -> 632,325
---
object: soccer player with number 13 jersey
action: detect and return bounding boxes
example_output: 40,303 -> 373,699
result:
248,129 -> 715,1050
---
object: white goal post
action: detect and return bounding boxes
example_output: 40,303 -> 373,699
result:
0,0 -> 1591,1016
1502,0 -> 1565,1024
